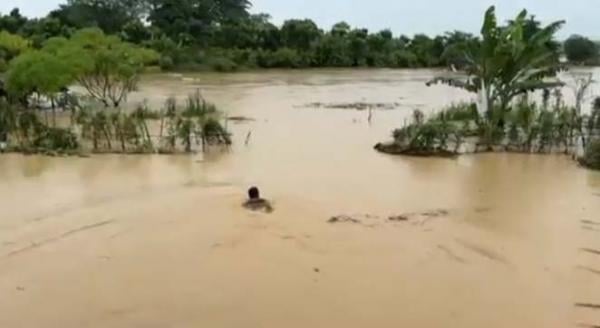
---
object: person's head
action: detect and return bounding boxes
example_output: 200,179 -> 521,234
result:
248,187 -> 260,200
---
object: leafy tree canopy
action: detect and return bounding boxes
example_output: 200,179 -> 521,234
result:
564,35 -> 598,64
6,50 -> 73,97
427,6 -> 565,115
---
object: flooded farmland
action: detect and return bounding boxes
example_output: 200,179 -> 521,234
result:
1,69 -> 600,328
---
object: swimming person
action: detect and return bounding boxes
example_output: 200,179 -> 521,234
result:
243,187 -> 273,213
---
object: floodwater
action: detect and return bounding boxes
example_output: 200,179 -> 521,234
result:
1,69 -> 600,328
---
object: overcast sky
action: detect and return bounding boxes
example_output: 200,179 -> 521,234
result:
0,0 -> 596,38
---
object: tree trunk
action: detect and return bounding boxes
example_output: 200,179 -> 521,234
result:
103,127 -> 112,150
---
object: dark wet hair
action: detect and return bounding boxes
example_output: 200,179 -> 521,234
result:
248,187 -> 260,200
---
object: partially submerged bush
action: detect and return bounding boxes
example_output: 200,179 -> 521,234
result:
383,110 -> 464,156
436,102 -> 479,122
580,140 -> 600,170
379,94 -> 596,159
208,57 -> 238,72
158,91 -> 230,153
202,118 -> 232,145
33,127 -> 79,151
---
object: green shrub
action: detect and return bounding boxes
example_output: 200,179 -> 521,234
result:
0,58 -> 7,73
391,50 -> 419,68
33,127 -> 79,151
202,118 -> 231,145
392,113 -> 463,154
581,139 -> 600,170
437,102 -> 479,122
208,56 -> 238,72
258,48 -> 302,68
159,55 -> 175,70
182,91 -> 218,117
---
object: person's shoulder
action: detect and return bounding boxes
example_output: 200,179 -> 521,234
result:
243,198 -> 273,212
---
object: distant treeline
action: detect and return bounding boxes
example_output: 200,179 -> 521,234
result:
0,0 -> 599,72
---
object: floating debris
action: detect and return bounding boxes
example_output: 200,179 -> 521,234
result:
576,324 -> 600,328
582,220 -> 600,226
575,303 -> 600,310
227,116 -> 255,123
328,215 -> 362,224
577,266 -> 600,276
329,209 -> 450,227
474,207 -> 492,213
303,102 -> 402,111
581,248 -> 600,256
388,215 -> 409,222
421,209 -> 450,217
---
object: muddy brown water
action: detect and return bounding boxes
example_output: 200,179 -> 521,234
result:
1,69 -> 600,327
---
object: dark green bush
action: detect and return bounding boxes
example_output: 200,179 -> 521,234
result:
437,102 -> 479,122
158,55 -> 175,70
202,118 -> 231,145
581,139 -> 600,170
208,56 -> 238,72
392,113 -> 463,154
33,127 -> 79,151
257,48 -> 303,68
0,58 -> 7,73
391,50 -> 419,68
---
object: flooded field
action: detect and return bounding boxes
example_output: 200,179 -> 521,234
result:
1,69 -> 600,327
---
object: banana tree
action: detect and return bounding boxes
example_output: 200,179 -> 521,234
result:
427,6 -> 565,117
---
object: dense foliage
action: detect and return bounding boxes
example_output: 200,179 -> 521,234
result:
564,35 -> 599,65
581,139 -> 600,170
1,0 -> 593,72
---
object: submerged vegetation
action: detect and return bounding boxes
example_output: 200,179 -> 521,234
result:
377,97 -> 600,158
580,140 -> 600,170
377,6 -> 600,170
0,91 -> 231,155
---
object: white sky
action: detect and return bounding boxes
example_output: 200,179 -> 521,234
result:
0,0 -> 597,38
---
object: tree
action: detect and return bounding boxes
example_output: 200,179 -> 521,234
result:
18,17 -> 72,47
348,28 -> 369,66
280,19 -> 321,51
212,13 -> 279,50
427,6 -> 565,117
440,31 -> 479,68
0,8 -> 28,34
564,35 -> 598,64
148,0 -> 251,45
6,50 -> 75,125
409,34 -> 439,67
0,31 -> 31,72
49,0 -> 150,34
314,34 -> 351,67
44,28 -> 158,107
331,22 -> 350,37
0,31 -> 30,55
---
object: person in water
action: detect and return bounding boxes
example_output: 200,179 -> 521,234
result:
243,187 -> 273,212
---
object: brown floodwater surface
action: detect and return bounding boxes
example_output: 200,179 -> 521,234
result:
1,69 -> 600,328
